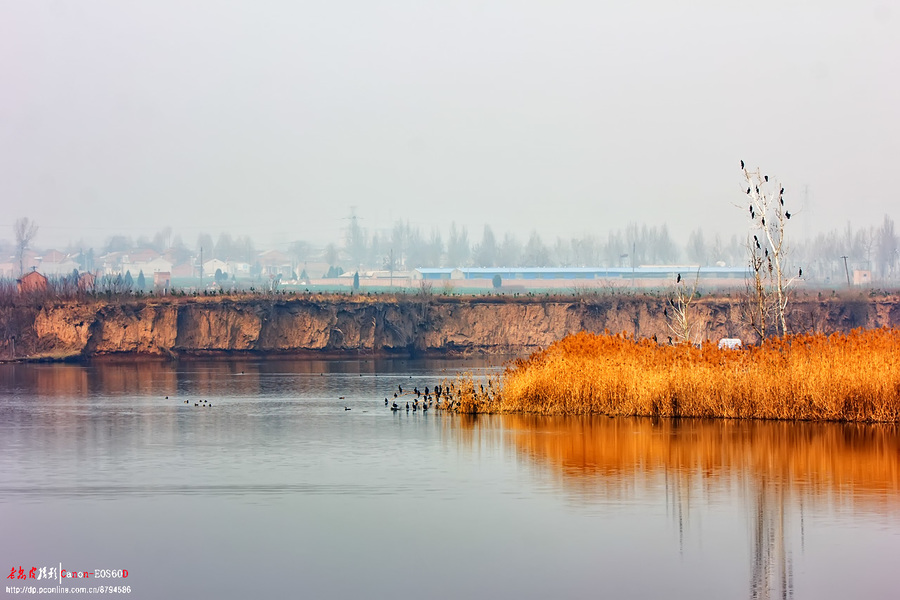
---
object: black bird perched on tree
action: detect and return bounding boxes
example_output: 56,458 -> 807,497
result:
764,175 -> 768,182
785,211 -> 791,219
676,273 -> 681,283
740,159 -> 745,169
780,197 -> 784,206
664,308 -> 668,317
765,248 -> 768,257
754,235 -> 760,249
799,268 -> 802,277
780,187 -> 784,196
755,186 -> 759,194
761,217 -> 766,226
747,187 -> 751,195
750,206 -> 755,219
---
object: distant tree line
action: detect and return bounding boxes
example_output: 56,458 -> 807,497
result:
326,216 -> 899,283
325,220 -> 749,271
3,214 -> 898,285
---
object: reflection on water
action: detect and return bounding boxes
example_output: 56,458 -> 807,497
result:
455,414 -> 900,600
486,415 -> 899,510
2,360 -> 899,600
0,357 -> 478,399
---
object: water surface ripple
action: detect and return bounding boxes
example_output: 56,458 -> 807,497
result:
1,359 -> 898,600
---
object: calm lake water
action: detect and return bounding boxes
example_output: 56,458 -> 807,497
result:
1,358 -> 899,599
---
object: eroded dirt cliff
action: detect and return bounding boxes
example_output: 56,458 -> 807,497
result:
3,292 -> 899,360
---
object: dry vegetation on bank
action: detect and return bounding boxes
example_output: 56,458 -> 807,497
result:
442,329 -> 900,422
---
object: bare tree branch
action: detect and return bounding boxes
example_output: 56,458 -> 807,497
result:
14,217 -> 39,276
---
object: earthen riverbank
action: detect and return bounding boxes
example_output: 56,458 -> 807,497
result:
1,292 -> 898,361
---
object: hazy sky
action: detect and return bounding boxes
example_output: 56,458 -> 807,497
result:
1,1 -> 897,250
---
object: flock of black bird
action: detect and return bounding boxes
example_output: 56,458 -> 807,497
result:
381,382 -> 466,413
171,378 -> 491,413
741,160 -> 803,280
168,394 -> 213,408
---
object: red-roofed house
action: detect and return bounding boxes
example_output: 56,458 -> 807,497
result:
17,270 -> 48,293
39,250 -> 80,276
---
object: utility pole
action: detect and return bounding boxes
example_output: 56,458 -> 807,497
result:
200,247 -> 204,290
841,255 -> 850,287
389,248 -> 394,289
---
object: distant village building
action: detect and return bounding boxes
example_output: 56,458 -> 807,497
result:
17,270 -> 48,293
0,260 -> 15,278
132,257 -> 174,274
202,258 -> 229,276
853,270 -> 871,286
332,270 -> 416,288
37,250 -> 80,276
154,271 -> 171,290
98,251 -> 126,276
257,250 -> 293,278
77,272 -> 96,292
227,261 -> 251,276
171,262 -> 196,279
414,266 -> 752,289
123,250 -> 173,276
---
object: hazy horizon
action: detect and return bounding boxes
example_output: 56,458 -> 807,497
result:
2,1 -> 897,250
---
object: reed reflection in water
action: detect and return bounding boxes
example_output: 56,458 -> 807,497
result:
453,414 -> 900,600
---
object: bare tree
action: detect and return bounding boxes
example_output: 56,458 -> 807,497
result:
473,225 -> 498,267
344,208 -> 367,269
876,215 -> 898,281
498,232 -> 522,267
524,230 -> 550,266
667,270 -> 700,344
686,228 -> 707,265
744,231 -> 771,341
446,222 -> 470,267
740,163 -> 799,337
14,217 -> 38,276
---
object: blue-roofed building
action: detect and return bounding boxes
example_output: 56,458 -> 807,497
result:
414,266 -> 751,289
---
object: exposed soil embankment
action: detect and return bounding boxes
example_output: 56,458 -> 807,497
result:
2,292 -> 900,360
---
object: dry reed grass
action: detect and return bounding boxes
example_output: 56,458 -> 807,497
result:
442,329 -> 900,422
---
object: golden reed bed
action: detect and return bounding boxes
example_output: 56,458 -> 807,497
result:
444,329 -> 900,422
